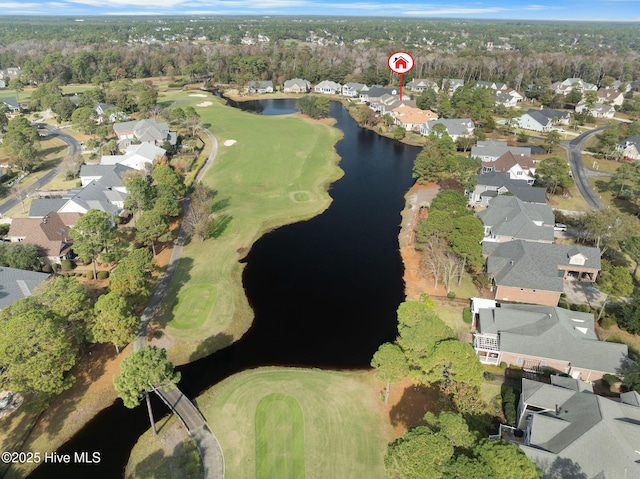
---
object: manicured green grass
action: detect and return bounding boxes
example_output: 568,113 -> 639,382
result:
255,393 -> 305,479
433,304 -> 470,341
154,94 -> 343,364
292,191 -> 310,202
170,284 -> 218,330
201,368 -> 390,479
547,184 -> 590,212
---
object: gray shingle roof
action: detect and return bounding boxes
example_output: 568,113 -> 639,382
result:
477,171 -> 547,203
476,196 -> 554,242
524,109 -> 552,127
29,199 -> 68,217
484,240 -> 601,292
519,378 -> 640,479
0,267 -> 50,310
471,140 -> 533,159
478,304 -> 628,374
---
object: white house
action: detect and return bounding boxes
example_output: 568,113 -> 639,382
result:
575,101 -> 616,119
517,110 -> 552,132
314,81 -> 342,95
420,118 -> 475,141
100,143 -> 166,171
342,82 -> 368,97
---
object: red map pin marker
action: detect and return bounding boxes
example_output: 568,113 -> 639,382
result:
388,51 -> 415,100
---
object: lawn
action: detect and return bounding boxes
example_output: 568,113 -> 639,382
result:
153,94 -> 343,364
170,284 -> 217,330
198,368 -> 391,479
255,393 -> 305,479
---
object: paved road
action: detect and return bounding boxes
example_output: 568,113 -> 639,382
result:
0,124 -> 81,216
561,127 -> 606,211
133,128 -> 223,479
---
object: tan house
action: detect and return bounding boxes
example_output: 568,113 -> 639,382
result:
597,87 -> 625,106
7,212 -> 76,264
392,106 -> 437,132
484,240 -> 601,306
283,79 -> 310,93
473,303 -> 628,382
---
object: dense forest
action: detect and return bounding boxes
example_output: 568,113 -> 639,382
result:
1,17 -> 640,91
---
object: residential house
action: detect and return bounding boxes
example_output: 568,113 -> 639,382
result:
483,240 -> 601,306
370,94 -> 416,115
616,135 -> 640,161
494,91 -> 518,108
597,87 -> 625,106
7,212 -> 75,264
612,80 -> 632,93
314,80 -> 341,95
475,80 -> 508,91
0,79 -> 5,89
406,79 -> 438,93
112,119 -> 176,150
441,78 -> 464,93
360,86 -> 397,103
80,163 -> 136,192
420,118 -> 475,141
471,172 -> 546,207
392,106 -> 437,132
474,305 -> 628,381
515,377 -> 640,479
503,88 -> 525,102
517,107 -> 570,132
550,78 -> 597,95
57,181 -> 127,216
0,267 -> 50,310
476,196 -> 554,243
100,142 -> 166,171
471,140 -> 532,162
341,82 -> 368,97
575,101 -> 616,119
246,81 -> 274,94
481,150 -> 537,184
94,102 -> 118,123
283,79 -> 310,93
1,96 -> 23,115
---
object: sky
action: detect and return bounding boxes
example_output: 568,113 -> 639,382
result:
0,0 -> 638,21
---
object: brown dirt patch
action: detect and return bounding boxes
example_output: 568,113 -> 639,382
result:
401,246 -> 449,300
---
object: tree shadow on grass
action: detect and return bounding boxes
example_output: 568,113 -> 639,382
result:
388,383 -> 440,429
209,215 -> 233,239
188,332 -> 234,364
133,437 -> 203,479
42,342 -> 112,437
151,257 -> 194,330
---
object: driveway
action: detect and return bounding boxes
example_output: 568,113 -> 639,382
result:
563,279 -> 607,307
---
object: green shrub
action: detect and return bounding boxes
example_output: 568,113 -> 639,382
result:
0,224 -> 10,237
463,307 -> 472,324
501,387 -> 517,426
569,303 -> 579,311
484,371 -> 495,381
577,304 -> 590,313
85,272 -> 93,279
41,264 -> 52,273
96,271 -> 109,280
557,299 -> 569,310
499,362 -> 507,370
600,314 -> 617,330
60,259 -> 73,271
447,291 -> 456,299
602,374 -> 620,388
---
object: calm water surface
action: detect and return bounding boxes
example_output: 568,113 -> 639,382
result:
27,99 -> 419,478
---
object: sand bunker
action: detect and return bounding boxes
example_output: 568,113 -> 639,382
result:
196,101 -> 213,107
224,140 -> 237,146
189,93 -> 207,97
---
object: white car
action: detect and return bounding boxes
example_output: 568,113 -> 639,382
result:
554,223 -> 568,232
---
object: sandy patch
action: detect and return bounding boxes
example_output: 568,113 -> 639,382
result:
223,139 -> 237,146
189,93 -> 207,98
196,101 -> 213,107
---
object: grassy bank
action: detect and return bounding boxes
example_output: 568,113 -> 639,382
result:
201,368 -> 390,479
153,93 -> 343,364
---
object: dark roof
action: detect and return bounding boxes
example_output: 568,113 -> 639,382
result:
477,171 -> 547,203
0,266 -> 50,310
364,86 -> 396,98
476,196 -> 554,242
478,304 -> 628,374
539,107 -> 570,120
524,109 -> 552,127
484,240 -> 601,292
29,198 -> 67,217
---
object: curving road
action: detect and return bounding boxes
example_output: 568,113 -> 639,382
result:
0,124 -> 81,216
561,127 -> 607,211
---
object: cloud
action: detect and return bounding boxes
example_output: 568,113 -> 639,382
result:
0,1 -> 42,7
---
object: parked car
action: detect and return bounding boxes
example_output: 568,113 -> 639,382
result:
554,223 -> 568,231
